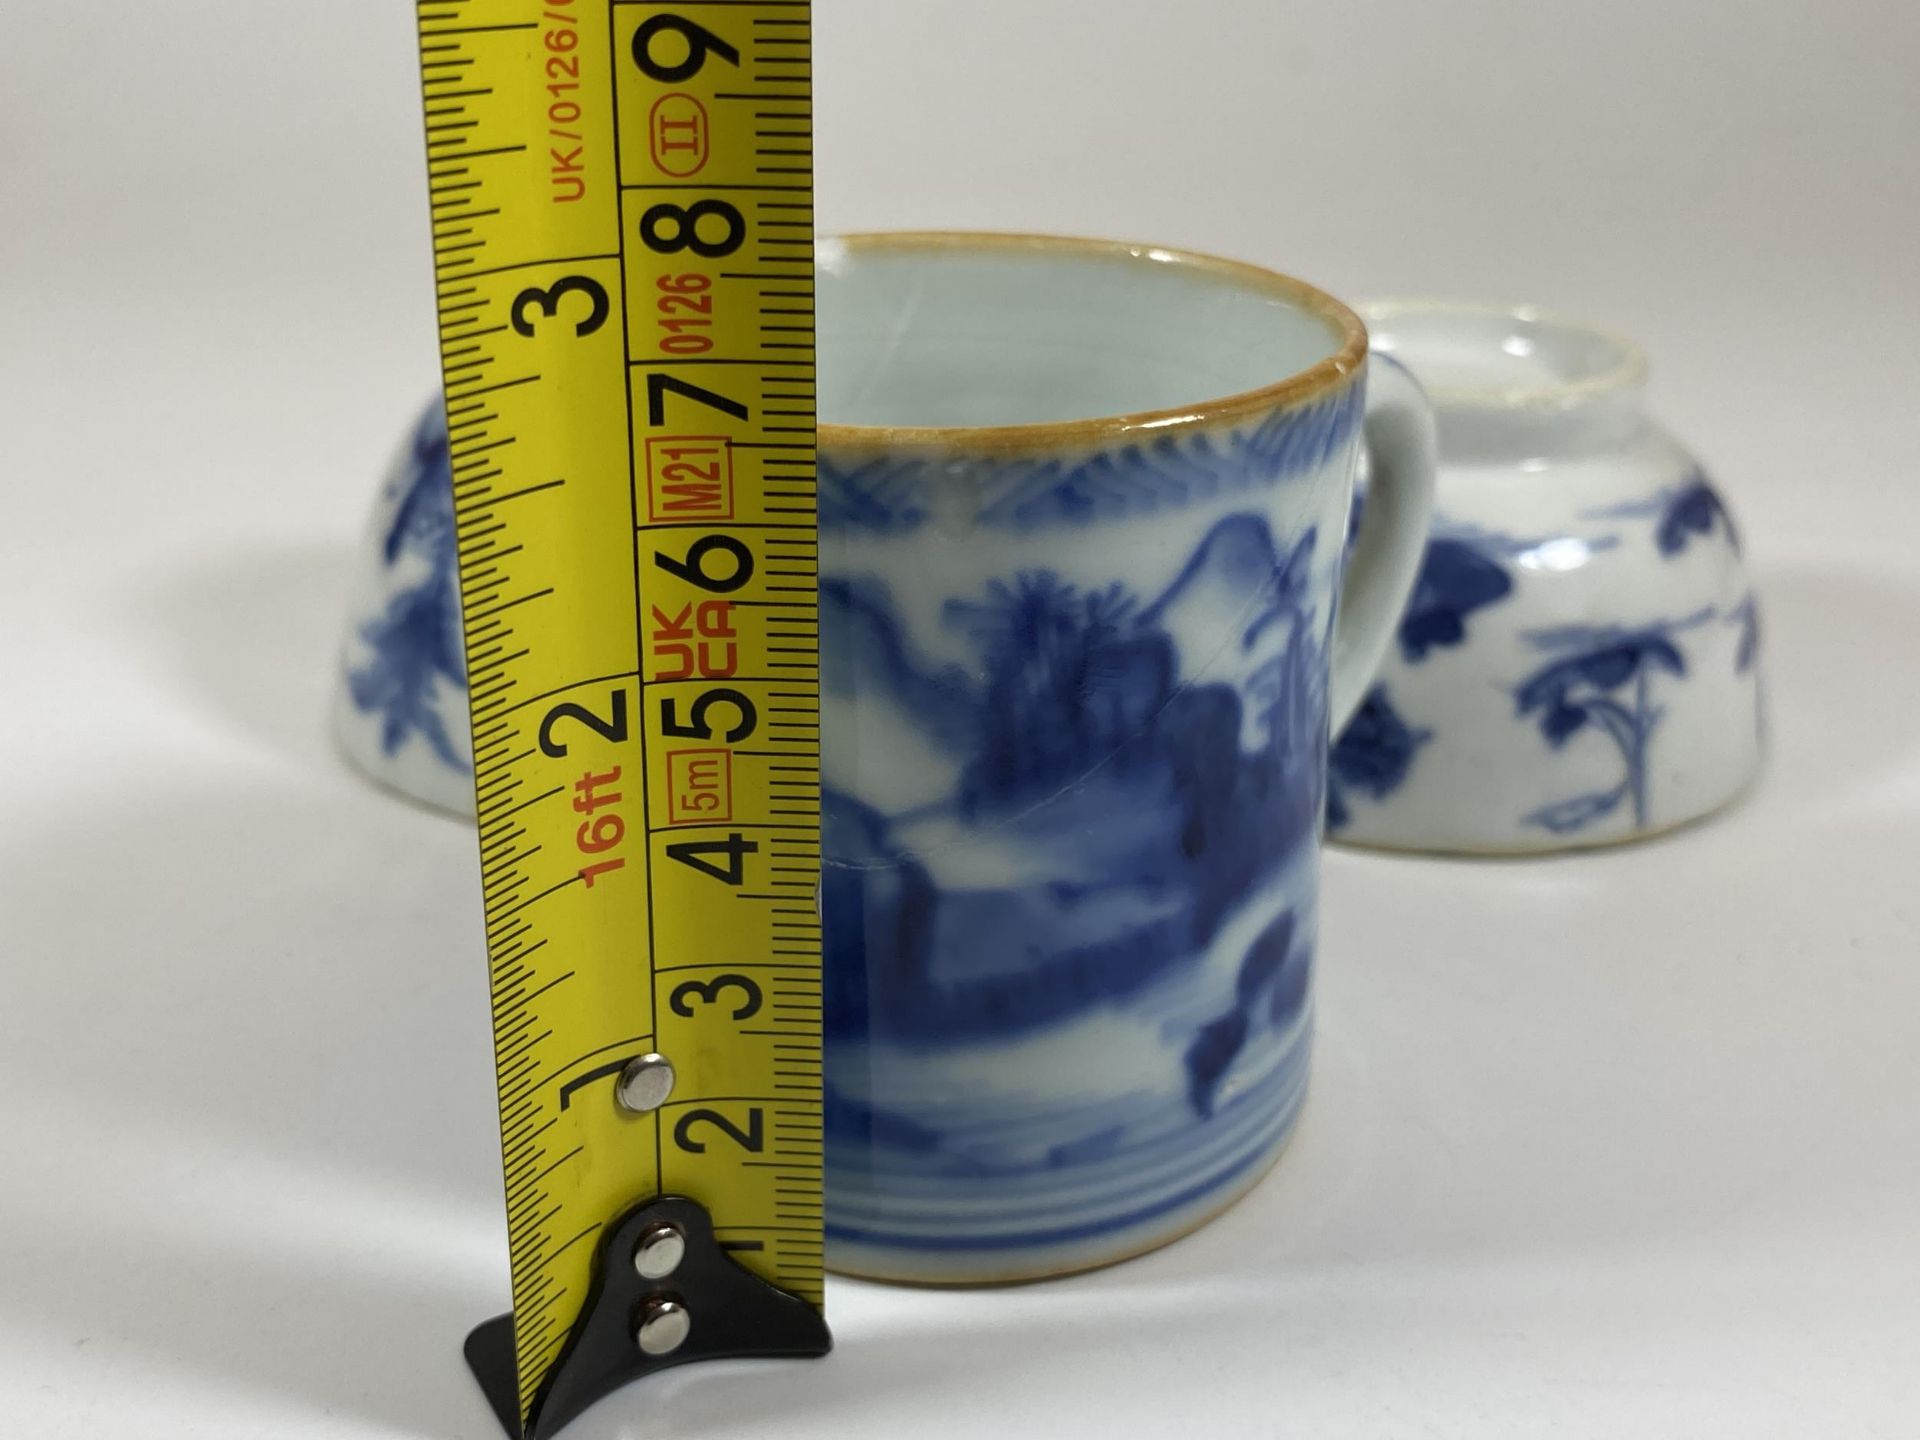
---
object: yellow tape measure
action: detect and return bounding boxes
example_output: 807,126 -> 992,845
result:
413,2 -> 823,1432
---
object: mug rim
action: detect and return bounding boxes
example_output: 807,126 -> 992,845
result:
1357,296 -> 1650,412
816,231 -> 1369,456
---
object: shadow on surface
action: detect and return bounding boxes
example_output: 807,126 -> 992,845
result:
0,757 -> 496,1434
552,1277 -> 1313,1440
1747,561 -> 1920,811
0,1173 -> 493,1440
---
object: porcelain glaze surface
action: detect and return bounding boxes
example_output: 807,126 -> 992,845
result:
1327,301 -> 1763,854
333,236 -> 1437,1281
331,402 -> 474,815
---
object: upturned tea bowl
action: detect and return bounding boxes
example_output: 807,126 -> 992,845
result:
1326,300 -> 1763,854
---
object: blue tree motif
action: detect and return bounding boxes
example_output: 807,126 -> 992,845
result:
1515,620 -> 1698,833
1326,685 -> 1432,829
346,406 -> 467,769
943,574 -> 1165,806
1656,472 -> 1739,556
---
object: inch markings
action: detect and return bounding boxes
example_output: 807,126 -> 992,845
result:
414,0 -> 820,1429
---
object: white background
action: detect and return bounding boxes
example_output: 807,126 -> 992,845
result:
3,2 -> 1919,1436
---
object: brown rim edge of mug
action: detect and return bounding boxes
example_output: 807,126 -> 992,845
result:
815,231 -> 1371,458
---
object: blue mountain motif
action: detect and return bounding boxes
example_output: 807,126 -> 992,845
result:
1345,493 -> 1516,662
1656,472 -> 1739,556
345,406 -> 467,770
821,512 -> 1327,1123
1327,685 -> 1432,829
1138,513 -> 1315,642
1398,537 -> 1516,661
818,385 -> 1363,534
1584,471 -> 1738,559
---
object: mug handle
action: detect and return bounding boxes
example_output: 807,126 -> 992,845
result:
1327,354 -> 1438,732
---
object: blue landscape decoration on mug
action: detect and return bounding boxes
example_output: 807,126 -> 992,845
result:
818,513 -> 1325,1081
815,389 -> 1366,1272
342,385 -> 1373,1274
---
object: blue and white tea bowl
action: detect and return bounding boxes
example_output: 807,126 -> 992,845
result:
1327,300 -> 1764,854
334,234 -> 1437,1281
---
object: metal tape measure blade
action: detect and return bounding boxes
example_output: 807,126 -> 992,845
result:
414,1 -> 822,1430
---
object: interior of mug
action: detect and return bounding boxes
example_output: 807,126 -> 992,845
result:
816,235 -> 1358,432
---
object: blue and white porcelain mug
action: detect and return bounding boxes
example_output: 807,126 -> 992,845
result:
332,233 -> 1436,1283
809,234 -> 1435,1281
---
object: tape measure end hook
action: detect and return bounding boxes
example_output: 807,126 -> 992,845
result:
465,1195 -> 832,1440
